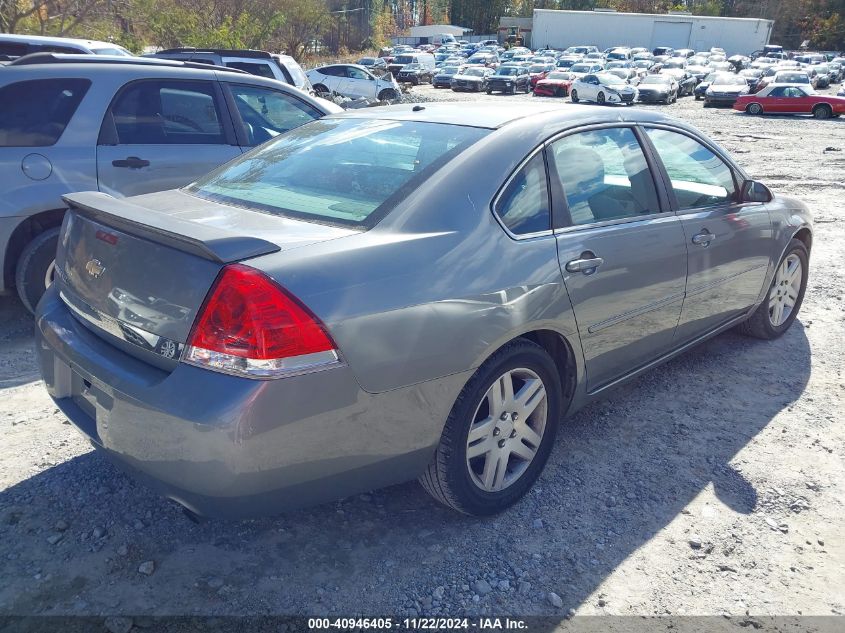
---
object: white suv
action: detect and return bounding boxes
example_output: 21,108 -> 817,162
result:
306,64 -> 401,102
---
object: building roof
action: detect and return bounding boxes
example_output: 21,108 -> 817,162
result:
408,25 -> 472,37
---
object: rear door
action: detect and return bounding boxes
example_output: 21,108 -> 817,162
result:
642,126 -> 772,341
548,125 -> 688,391
96,79 -> 241,197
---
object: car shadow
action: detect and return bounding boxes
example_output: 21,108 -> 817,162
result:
0,296 -> 40,390
0,321 -> 811,618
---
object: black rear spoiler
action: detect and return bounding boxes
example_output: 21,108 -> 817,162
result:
63,192 -> 280,263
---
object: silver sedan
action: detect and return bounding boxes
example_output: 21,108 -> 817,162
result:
36,103 -> 811,518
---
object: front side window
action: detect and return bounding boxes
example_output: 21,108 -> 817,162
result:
645,128 -> 737,210
189,119 -> 487,228
0,79 -> 90,147
494,153 -> 551,236
548,127 -> 660,226
227,84 -> 322,146
107,80 -> 225,145
346,66 -> 370,80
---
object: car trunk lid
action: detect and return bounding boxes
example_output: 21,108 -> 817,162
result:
57,190 -> 357,368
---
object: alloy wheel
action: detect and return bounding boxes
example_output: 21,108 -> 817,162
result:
465,368 -> 548,492
768,254 -> 802,327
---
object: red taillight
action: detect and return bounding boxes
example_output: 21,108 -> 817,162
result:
183,264 -> 339,378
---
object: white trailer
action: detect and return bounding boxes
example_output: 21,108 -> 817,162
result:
532,9 -> 774,56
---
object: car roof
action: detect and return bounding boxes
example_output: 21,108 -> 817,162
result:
0,33 -> 119,49
0,55 -> 308,92
328,102 -> 677,130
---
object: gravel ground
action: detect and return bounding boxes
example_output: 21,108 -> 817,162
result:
0,86 -> 843,621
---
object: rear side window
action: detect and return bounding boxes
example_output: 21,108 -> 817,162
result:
0,42 -> 28,56
494,153 -> 551,236
106,80 -> 225,145
0,79 -> 90,147
189,119 -> 488,228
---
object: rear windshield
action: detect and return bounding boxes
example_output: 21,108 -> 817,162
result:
188,119 -> 488,228
0,78 -> 90,147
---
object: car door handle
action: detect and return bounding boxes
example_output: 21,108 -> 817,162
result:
112,156 -> 150,169
565,256 -> 604,274
691,231 -> 716,246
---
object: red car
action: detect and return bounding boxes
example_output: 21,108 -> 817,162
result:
734,84 -> 845,119
528,64 -> 556,87
533,71 -> 576,97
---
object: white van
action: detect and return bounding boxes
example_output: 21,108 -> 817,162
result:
433,34 -> 457,47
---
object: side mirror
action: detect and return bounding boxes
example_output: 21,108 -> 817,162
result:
741,179 -> 772,203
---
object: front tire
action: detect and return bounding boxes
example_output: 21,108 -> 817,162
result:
597,91 -> 606,105
16,227 -> 61,314
419,339 -> 562,516
570,89 -> 579,103
747,102 -> 763,115
737,238 -> 809,340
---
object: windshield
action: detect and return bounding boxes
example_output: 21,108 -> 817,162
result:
664,59 -> 685,68
439,66 -> 459,74
464,68 -> 485,77
778,73 -> 810,83
640,76 -> 670,85
528,65 -> 548,73
714,75 -> 747,86
497,67 -> 520,76
547,72 -> 571,80
189,119 -> 488,229
395,55 -> 416,64
571,64 -> 591,73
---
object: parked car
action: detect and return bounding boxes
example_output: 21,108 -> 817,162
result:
451,66 -> 492,92
704,73 -> 750,107
739,68 -> 766,91
695,72 -> 720,100
396,62 -> 433,85
527,63 -> 555,87
35,102 -> 812,518
807,64 -> 832,89
839,84 -> 845,97
757,70 -> 812,93
571,73 -> 637,105
148,48 -> 311,92
0,54 -> 339,312
433,65 -> 462,88
568,62 -> 604,79
306,64 -> 401,102
652,46 -> 674,57
661,69 -> 697,96
636,74 -> 679,104
532,71 -> 575,97
387,52 -> 436,76
356,57 -> 388,73
486,65 -> 531,94
735,84 -> 845,119
0,33 -> 131,58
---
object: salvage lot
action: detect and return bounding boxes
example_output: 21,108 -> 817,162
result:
0,90 -> 843,619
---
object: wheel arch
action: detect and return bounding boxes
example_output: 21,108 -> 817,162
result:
518,329 -> 578,414
3,209 -> 66,291
792,227 -> 812,254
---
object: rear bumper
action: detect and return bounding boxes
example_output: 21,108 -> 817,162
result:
35,287 -> 466,518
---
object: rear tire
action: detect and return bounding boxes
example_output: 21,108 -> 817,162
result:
597,91 -> 606,105
419,339 -> 562,516
813,104 -> 832,119
313,83 -> 330,96
737,239 -> 809,340
570,89 -> 579,103
16,227 -> 61,314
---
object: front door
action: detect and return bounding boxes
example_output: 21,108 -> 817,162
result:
547,126 -> 688,391
642,126 -> 772,341
96,79 -> 241,198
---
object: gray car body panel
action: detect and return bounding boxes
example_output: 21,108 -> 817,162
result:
0,61 -> 336,292
35,103 -> 812,517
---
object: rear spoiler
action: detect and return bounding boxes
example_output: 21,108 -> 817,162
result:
62,192 -> 280,263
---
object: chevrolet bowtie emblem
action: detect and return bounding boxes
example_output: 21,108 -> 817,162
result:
85,259 -> 105,279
